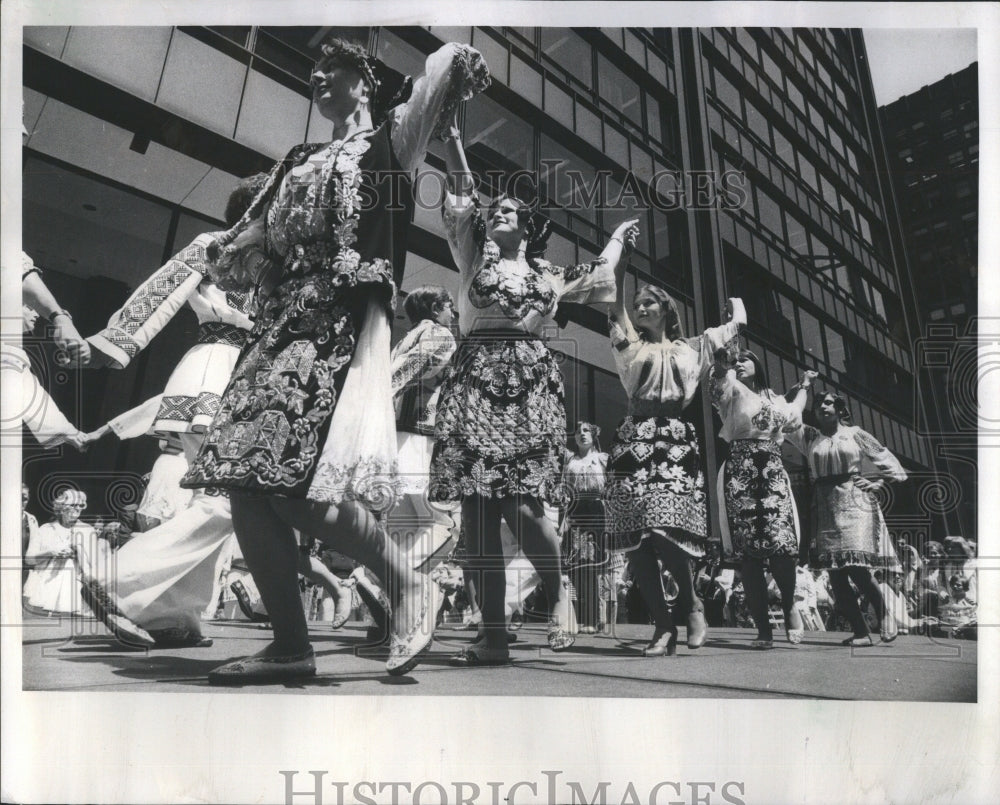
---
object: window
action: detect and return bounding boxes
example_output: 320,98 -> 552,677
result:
465,94 -> 534,170
760,48 -> 782,87
823,324 -> 847,372
772,127 -> 794,168
646,93 -> 663,143
598,54 -> 642,126
510,54 -> 543,107
798,308 -> 824,362
713,69 -> 741,114
786,80 -> 804,112
784,210 -> 809,258
755,186 -> 783,239
544,78 -> 574,129
798,153 -> 818,191
540,135 -> 599,230
744,99 -> 770,144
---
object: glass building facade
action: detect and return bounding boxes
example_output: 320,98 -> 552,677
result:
21,26 -> 961,544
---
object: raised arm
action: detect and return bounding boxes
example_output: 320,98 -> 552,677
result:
786,369 -> 819,417
390,42 -> 490,175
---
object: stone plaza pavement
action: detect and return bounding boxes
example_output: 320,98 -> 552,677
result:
19,613 -> 977,700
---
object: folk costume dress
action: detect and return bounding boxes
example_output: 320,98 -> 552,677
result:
789,424 -> 905,571
387,318 -> 459,568
429,193 -> 616,503
561,449 -> 611,628
709,369 -> 802,562
182,43 -> 490,510
605,314 -> 741,556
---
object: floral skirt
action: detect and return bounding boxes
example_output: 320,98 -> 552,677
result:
719,439 -> 799,561
429,334 -> 565,503
605,415 -> 707,555
809,474 -> 901,571
182,275 -> 398,510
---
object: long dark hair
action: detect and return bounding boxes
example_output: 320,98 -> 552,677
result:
736,349 -> 769,394
633,284 -> 684,341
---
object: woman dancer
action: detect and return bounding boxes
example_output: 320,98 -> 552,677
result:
561,422 -> 610,634
429,119 -> 638,665
709,348 -> 817,647
604,269 -> 745,656
791,391 -> 905,646
182,39 -> 490,682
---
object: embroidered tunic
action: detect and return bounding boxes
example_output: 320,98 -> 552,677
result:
182,43 -> 489,505
88,234 -> 255,434
429,192 -> 616,501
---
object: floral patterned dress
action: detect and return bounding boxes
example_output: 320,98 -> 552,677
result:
429,192 -> 616,502
182,44 -> 489,509
604,315 -> 741,555
787,424 -> 906,570
709,369 -> 802,562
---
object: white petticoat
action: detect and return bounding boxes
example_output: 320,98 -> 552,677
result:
306,299 -> 400,508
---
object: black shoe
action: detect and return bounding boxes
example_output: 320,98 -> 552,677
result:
149,627 -> 214,648
230,580 -> 269,622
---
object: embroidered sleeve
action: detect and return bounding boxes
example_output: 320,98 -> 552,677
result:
390,43 -> 491,175
688,319 -> 742,381
853,427 -> 908,481
546,257 -> 616,306
773,393 -> 804,433
442,192 -> 484,274
390,322 -> 457,400
87,234 -> 216,368
708,368 -> 738,411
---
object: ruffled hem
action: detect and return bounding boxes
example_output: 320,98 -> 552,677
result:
307,456 -> 402,513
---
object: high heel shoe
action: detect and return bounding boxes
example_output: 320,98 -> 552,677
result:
643,625 -> 678,657
686,606 -> 708,649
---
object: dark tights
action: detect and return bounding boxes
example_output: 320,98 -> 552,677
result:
828,566 -> 887,638
741,555 -> 798,640
627,531 -> 701,630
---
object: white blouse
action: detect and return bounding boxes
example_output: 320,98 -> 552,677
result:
562,450 -> 609,493
710,369 -> 802,443
609,314 -> 742,410
443,192 -> 616,337
788,424 -> 908,482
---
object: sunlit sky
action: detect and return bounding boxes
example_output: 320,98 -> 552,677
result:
862,29 -> 977,106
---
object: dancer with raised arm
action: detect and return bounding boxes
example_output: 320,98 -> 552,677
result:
429,117 -> 637,666
182,39 -> 490,683
709,349 -> 817,648
604,261 -> 745,656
